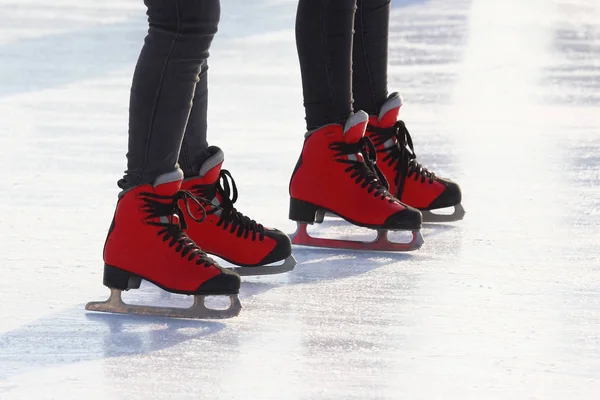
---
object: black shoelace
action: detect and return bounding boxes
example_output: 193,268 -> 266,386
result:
368,120 -> 436,196
329,136 -> 396,202
191,170 -> 265,241
139,191 -> 215,266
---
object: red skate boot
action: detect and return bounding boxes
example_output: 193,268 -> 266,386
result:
85,169 -> 241,319
366,93 -> 465,222
181,147 -> 295,276
288,111 -> 423,251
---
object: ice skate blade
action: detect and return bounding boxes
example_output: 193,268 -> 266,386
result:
421,204 -> 466,223
85,288 -> 241,319
231,255 -> 297,276
290,223 -> 424,252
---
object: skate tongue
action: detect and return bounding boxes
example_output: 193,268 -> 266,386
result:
377,92 -> 403,128
197,146 -> 225,185
186,146 -> 227,216
153,169 -> 183,196
343,111 -> 369,143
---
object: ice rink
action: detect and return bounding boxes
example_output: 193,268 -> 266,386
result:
1,0 -> 599,398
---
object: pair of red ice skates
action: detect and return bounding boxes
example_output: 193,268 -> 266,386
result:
86,148 -> 295,319
289,92 -> 464,250
87,93 -> 463,319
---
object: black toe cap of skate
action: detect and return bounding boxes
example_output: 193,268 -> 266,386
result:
384,206 -> 422,230
197,268 -> 241,295
259,229 -> 293,266
428,179 -> 462,210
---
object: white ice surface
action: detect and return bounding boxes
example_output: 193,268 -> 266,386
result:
1,0 -> 599,399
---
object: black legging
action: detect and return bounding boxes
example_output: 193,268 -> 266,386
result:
118,0 -> 390,190
297,0 -> 390,130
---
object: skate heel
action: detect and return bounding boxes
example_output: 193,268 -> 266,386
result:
289,198 -> 325,224
103,264 -> 142,291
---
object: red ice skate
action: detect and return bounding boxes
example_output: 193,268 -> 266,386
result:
85,170 -> 241,319
366,93 -> 465,222
181,147 -> 295,276
288,111 -> 423,251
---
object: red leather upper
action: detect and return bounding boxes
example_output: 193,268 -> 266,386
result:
366,105 -> 446,209
103,179 -> 222,292
289,119 -> 410,226
181,164 -> 278,266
